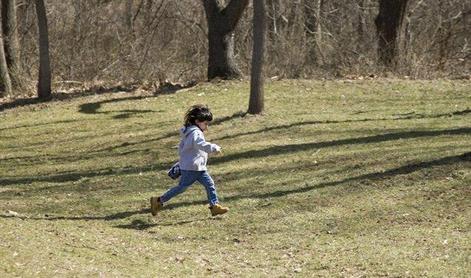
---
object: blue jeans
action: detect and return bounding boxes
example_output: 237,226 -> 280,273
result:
160,170 -> 219,206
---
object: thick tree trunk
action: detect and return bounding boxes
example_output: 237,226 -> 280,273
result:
35,0 -> 51,100
207,26 -> 240,80
0,33 -> 12,96
248,0 -> 266,115
203,0 -> 248,80
2,0 -> 21,88
375,0 -> 409,67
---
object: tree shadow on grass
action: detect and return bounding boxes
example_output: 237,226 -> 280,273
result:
215,109 -> 471,141
4,152 -> 468,228
0,98 -> 49,112
0,208 -> 151,222
1,127 -> 469,187
0,84 -> 142,112
212,127 -> 471,165
0,80 -> 201,113
70,108 -> 471,154
257,151 -> 470,198
0,163 -> 168,187
78,95 -> 157,119
88,111 -> 247,153
1,204 -> 217,231
0,119 -> 84,132
153,151 -> 471,211
1,126 -> 468,228
0,145 -> 154,169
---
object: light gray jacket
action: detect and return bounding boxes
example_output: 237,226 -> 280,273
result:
178,125 -> 221,171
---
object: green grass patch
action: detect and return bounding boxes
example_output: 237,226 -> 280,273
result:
1,79 -> 470,276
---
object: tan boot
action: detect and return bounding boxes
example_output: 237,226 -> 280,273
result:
150,197 -> 163,216
209,204 -> 229,216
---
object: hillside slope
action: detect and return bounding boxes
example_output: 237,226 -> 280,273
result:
0,80 -> 470,277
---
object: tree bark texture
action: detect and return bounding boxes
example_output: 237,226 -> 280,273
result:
248,0 -> 266,115
0,32 -> 12,96
303,0 -> 324,65
375,0 -> 409,67
2,0 -> 21,87
203,0 -> 248,80
35,0 -> 51,100
125,0 -> 133,32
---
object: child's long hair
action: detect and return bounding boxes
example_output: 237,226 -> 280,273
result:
184,104 -> 213,127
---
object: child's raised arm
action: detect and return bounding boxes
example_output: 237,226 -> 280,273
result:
193,132 -> 221,153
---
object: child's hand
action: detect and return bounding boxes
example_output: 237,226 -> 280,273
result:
215,146 -> 223,155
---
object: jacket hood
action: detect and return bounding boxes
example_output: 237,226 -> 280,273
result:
180,125 -> 200,137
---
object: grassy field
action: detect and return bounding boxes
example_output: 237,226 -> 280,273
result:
0,79 -> 470,277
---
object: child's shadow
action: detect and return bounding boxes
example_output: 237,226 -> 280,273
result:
114,217 -> 219,231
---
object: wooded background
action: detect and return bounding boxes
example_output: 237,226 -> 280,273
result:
2,0 -> 470,97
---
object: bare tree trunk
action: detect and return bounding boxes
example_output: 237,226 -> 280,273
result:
0,33 -> 12,97
304,0 -> 324,65
375,0 -> 409,68
35,0 -> 51,100
357,0 -> 367,43
143,0 -> 153,27
267,0 -> 284,38
2,0 -> 21,88
287,0 -> 301,35
436,1 -> 452,72
125,0 -> 133,34
69,1 -> 81,78
248,0 -> 266,115
203,0 -> 248,80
